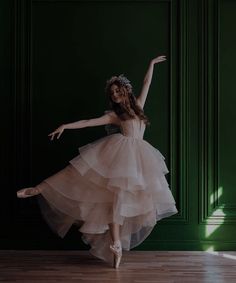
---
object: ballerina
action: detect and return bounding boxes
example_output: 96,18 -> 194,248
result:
17,55 -> 178,268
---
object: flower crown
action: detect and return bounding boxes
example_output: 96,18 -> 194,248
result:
105,74 -> 133,94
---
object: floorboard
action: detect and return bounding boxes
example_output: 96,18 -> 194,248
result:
0,250 -> 236,283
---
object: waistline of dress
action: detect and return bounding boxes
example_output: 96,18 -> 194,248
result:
121,134 -> 144,140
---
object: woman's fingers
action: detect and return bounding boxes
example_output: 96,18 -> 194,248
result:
48,133 -> 54,140
157,56 -> 166,60
57,131 -> 63,139
48,132 -> 56,137
151,55 -> 166,65
152,55 -> 167,64
157,55 -> 166,60
155,55 -> 166,59
48,130 -> 58,140
48,129 -> 64,140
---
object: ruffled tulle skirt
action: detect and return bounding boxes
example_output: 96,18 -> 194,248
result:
36,133 -> 178,264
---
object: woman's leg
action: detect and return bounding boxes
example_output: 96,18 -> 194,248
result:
109,223 -> 122,268
108,223 -> 121,243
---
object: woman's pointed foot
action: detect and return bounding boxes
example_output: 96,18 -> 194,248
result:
16,187 -> 41,198
110,240 -> 122,268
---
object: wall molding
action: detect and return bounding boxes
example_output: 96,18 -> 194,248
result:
199,0 -> 236,225
13,0 -> 35,221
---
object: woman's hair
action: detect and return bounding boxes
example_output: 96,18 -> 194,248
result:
105,74 -> 150,125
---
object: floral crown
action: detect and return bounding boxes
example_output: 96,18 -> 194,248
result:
105,74 -> 133,94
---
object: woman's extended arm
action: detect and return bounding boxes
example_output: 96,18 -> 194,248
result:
48,111 -> 117,141
136,55 -> 166,109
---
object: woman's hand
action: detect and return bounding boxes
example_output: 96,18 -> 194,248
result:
151,55 -> 167,65
48,124 -> 66,141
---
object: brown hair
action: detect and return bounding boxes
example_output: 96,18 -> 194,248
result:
105,75 -> 150,125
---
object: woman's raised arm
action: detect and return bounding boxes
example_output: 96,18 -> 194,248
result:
48,111 -> 118,141
137,55 -> 166,109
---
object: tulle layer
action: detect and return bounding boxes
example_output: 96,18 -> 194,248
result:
36,134 -> 178,264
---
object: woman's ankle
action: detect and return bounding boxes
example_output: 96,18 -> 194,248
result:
113,240 -> 121,247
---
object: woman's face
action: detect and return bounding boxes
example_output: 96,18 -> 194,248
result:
110,84 -> 123,103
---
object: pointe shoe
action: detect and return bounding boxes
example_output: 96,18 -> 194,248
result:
110,241 -> 122,268
16,187 -> 41,198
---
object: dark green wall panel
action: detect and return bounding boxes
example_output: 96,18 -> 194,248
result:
219,0 -> 236,205
198,0 -> 236,251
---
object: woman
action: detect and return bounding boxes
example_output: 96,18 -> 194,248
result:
17,55 -> 178,268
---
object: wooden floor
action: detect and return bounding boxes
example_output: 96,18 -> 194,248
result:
0,250 -> 236,283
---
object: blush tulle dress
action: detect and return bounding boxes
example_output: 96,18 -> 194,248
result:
36,116 -> 178,264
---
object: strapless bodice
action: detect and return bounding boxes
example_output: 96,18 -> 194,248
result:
119,118 -> 146,139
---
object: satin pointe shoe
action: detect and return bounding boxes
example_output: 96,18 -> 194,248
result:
16,187 -> 41,198
110,240 -> 122,268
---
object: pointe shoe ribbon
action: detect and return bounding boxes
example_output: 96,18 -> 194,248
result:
17,188 -> 41,198
110,242 -> 122,268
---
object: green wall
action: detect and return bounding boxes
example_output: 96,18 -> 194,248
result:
1,0 -> 236,250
